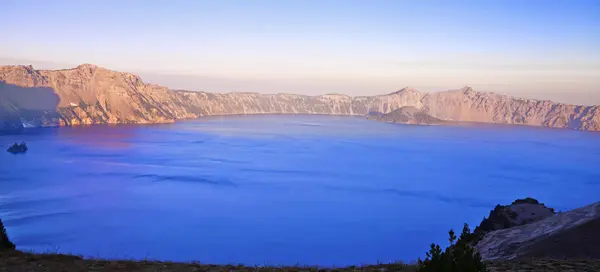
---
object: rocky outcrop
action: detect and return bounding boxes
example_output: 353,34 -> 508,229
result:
473,198 -> 555,236
475,201 -> 600,260
1,64 -> 599,131
367,106 -> 446,125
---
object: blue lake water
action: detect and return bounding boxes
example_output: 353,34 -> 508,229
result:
1,115 -> 599,266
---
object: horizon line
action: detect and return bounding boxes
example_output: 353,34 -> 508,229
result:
3,62 -> 587,106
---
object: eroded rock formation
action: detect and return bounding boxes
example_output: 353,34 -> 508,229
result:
1,64 -> 599,131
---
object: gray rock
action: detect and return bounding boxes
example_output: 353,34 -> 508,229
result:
475,202 -> 600,260
474,198 -> 555,236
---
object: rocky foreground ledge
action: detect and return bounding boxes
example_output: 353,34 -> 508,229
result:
1,198 -> 599,271
474,200 -> 600,260
1,64 -> 599,132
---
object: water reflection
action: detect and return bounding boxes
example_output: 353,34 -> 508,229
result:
56,125 -> 139,149
1,115 -> 599,265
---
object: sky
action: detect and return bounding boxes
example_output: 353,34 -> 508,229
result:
1,0 -> 599,104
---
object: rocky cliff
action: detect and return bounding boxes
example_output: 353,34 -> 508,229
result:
1,64 -> 599,131
473,198 -> 555,236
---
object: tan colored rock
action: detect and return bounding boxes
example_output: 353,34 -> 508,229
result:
422,87 -> 600,131
1,64 -> 599,131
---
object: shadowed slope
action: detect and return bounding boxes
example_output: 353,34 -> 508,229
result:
475,202 -> 600,260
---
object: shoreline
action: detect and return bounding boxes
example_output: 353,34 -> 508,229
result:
3,113 -> 598,135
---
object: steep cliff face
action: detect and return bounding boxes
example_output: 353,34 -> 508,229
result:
0,64 -> 180,126
1,64 -> 599,131
0,64 -> 423,127
423,87 -> 600,131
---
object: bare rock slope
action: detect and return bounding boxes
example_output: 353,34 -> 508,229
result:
475,201 -> 600,260
1,64 -> 599,131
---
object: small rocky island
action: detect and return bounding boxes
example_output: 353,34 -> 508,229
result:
6,142 -> 28,154
367,106 -> 447,125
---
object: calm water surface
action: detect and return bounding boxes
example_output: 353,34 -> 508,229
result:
1,115 -> 599,265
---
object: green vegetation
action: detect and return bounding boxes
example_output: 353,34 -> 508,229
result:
0,219 -> 16,250
3,250 -> 598,272
418,224 -> 487,272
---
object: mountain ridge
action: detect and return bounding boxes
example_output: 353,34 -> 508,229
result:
1,64 -> 599,131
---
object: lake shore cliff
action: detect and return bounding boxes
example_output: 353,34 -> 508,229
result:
1,64 -> 599,132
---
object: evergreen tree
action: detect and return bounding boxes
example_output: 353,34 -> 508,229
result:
418,223 -> 487,272
0,218 -> 16,250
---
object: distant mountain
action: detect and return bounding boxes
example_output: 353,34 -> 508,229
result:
1,64 -> 599,131
367,106 -> 446,125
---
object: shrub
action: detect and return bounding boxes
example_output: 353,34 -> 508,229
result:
0,218 -> 16,250
418,223 -> 487,272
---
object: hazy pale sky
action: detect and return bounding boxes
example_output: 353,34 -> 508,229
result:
1,0 -> 599,104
